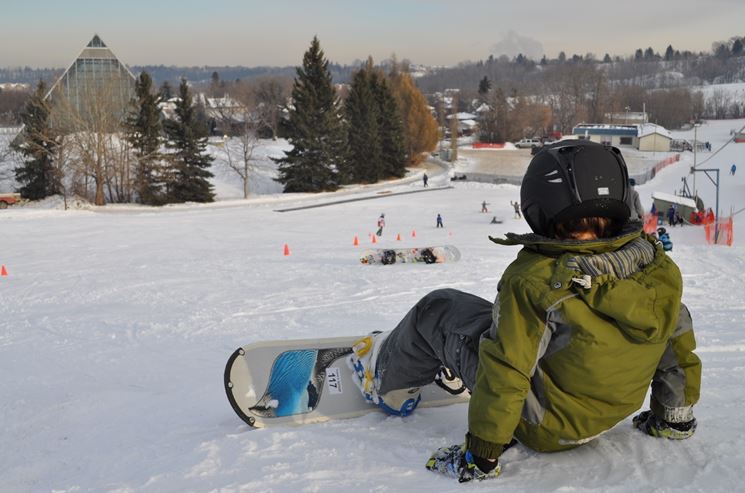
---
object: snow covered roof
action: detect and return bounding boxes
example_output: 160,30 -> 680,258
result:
446,112 -> 477,121
651,191 -> 697,209
572,124 -> 638,136
637,123 -> 672,140
0,82 -> 30,91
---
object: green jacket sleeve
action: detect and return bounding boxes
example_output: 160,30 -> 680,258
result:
650,303 -> 702,423
466,277 -> 545,459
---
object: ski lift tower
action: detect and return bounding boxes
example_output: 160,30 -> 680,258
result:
692,123 -> 701,195
690,167 -> 720,241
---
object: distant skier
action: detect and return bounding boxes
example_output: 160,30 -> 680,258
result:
731,163 -> 737,176
481,201 -> 489,213
490,216 -> 501,224
348,140 -> 699,482
376,213 -> 385,236
510,200 -> 521,219
423,173 -> 429,187
436,213 -> 443,228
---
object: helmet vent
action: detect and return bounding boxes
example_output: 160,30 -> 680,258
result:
547,178 -> 563,184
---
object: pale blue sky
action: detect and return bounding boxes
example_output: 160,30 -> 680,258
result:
1,0 -> 744,68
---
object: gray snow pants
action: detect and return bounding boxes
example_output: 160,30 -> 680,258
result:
376,288 -> 494,394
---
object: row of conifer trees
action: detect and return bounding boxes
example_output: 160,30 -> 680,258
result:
12,74 -> 215,205
12,37 -> 438,203
275,36 -> 438,193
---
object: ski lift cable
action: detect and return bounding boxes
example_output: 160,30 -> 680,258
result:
691,122 -> 745,170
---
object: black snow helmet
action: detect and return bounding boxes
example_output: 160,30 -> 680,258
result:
521,139 -> 630,237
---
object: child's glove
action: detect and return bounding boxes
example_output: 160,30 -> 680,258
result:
633,410 -> 697,440
425,443 -> 501,483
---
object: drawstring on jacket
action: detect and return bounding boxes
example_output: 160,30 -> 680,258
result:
571,275 -> 592,289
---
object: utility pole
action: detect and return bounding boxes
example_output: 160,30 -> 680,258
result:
692,123 -> 699,197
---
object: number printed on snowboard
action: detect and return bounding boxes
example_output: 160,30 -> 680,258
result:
326,367 -> 343,395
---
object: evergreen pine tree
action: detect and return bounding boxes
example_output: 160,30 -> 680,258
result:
478,76 -> 491,98
344,63 -> 381,183
125,71 -> 164,205
373,72 -> 407,178
11,80 -> 59,200
163,78 -> 215,203
159,81 -> 173,100
273,36 -> 345,192
664,45 -> 675,61
732,38 -> 744,56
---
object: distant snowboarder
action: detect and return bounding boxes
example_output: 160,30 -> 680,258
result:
423,173 -> 429,187
731,163 -> 737,176
376,213 -> 385,236
510,200 -> 521,219
436,213 -> 443,228
481,201 -> 489,213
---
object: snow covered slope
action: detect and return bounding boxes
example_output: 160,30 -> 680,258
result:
1,121 -> 744,493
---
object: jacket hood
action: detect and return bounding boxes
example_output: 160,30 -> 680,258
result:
491,221 -> 682,344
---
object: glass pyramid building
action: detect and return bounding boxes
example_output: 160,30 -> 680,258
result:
47,34 -> 136,119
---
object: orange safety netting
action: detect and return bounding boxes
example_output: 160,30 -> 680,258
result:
704,217 -> 734,246
643,213 -> 659,234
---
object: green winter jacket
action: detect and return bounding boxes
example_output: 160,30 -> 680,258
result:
466,227 -> 702,460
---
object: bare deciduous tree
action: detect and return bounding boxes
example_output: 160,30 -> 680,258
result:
221,100 -> 261,199
50,80 -> 132,205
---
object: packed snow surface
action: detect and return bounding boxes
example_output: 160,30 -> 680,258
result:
2,120 -> 745,492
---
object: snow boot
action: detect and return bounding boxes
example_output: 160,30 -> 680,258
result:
633,410 -> 697,439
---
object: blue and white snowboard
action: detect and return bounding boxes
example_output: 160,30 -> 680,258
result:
224,336 -> 469,428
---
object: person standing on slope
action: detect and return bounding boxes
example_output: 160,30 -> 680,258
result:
436,213 -> 444,228
348,140 -> 701,482
510,200 -> 521,219
377,213 -> 386,236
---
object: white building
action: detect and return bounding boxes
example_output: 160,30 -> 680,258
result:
572,123 -> 671,152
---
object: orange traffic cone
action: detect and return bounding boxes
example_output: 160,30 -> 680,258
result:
411,229 -> 417,238
353,235 -> 359,246
396,233 -> 401,241
0,265 -> 7,276
372,234 -> 377,244
283,244 -> 290,256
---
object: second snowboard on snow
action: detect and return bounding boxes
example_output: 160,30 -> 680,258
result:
360,245 -> 461,265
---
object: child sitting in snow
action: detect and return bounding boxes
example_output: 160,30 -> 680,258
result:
348,140 -> 701,482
